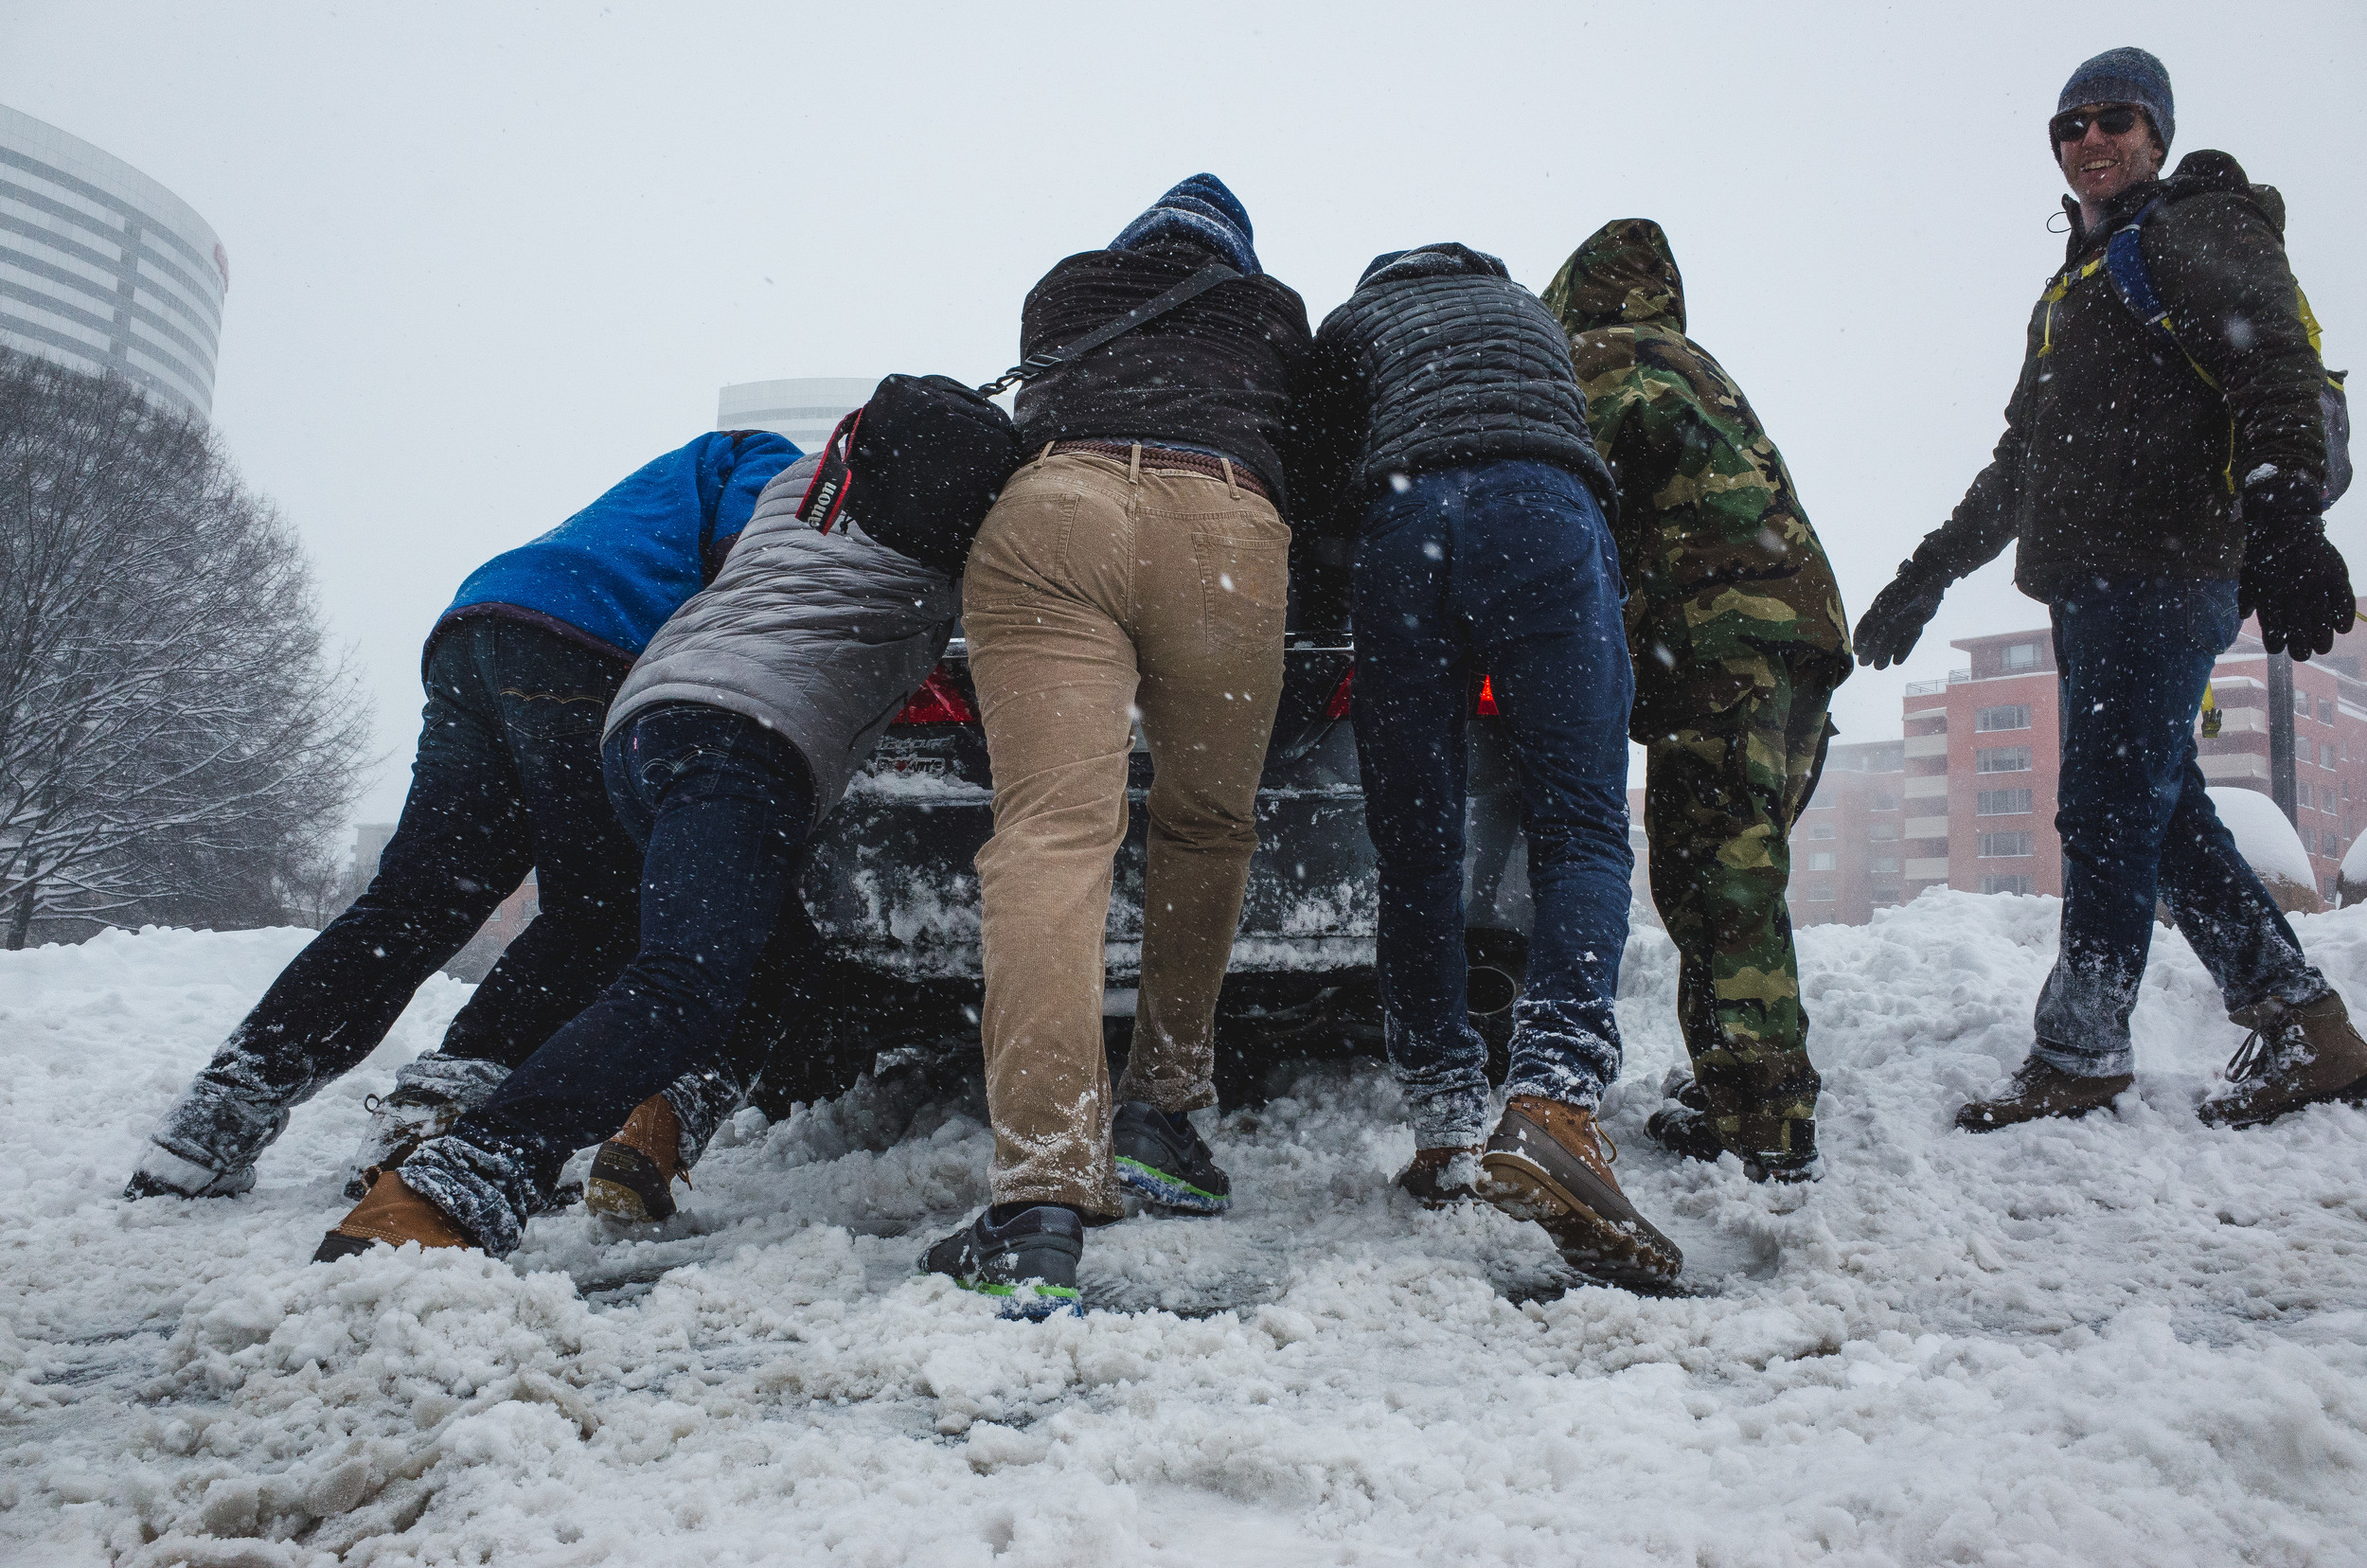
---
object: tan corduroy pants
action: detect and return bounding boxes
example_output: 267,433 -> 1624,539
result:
963,448 -> 1289,1214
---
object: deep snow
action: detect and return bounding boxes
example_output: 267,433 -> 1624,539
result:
4,893 -> 2367,1566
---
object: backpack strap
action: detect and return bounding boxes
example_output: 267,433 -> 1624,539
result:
977,262 -> 1242,397
2101,199 -> 2223,390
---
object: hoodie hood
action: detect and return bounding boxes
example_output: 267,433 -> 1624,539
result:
1355,242 -> 1510,291
1112,173 -> 1261,276
1541,219 -> 1685,335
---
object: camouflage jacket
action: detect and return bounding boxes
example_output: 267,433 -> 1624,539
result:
1542,220 -> 1849,738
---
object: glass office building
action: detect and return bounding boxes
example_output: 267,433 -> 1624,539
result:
0,102 -> 226,420
718,377 -> 877,454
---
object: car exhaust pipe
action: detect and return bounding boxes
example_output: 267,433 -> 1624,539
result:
1467,963 -> 1521,1017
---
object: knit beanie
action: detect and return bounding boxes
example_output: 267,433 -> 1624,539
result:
2056,46 -> 2174,153
1111,173 -> 1261,276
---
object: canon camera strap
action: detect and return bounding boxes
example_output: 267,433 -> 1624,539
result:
975,261 -> 1242,397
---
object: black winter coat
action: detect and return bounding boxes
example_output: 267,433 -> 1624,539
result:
1011,236 -> 1315,511
1913,150 -> 2328,599
1297,243 -> 1615,531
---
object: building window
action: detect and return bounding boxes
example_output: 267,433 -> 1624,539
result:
2321,742 -> 2339,769
1870,855 -> 1900,873
1808,824 -> 1837,840
1869,822 -> 1900,841
2003,643 -> 2039,670
1808,851 -> 1839,871
1871,883 -> 1901,905
1976,788 -> 2035,815
1976,746 -> 2033,774
1806,882 -> 1836,900
1870,793 -> 1898,811
1979,831 -> 2035,859
1981,874 -> 2037,895
2319,698 -> 2337,724
1975,704 -> 2032,732
2323,830 -> 2342,856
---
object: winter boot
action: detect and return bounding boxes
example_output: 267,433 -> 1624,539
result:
313,1170 -> 475,1261
1955,1057 -> 2132,1132
1112,1102 -> 1231,1215
2198,991 -> 2367,1129
1479,1096 -> 1683,1288
124,1059 -> 294,1200
586,1094 -> 686,1222
919,1204 -> 1085,1319
343,1053 -> 512,1200
1395,1146 -> 1483,1205
1645,1072 -> 1821,1184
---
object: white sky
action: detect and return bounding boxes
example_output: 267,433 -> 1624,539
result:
5,1 -> 2362,825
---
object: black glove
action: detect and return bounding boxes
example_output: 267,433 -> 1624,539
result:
2243,516 -> 2355,660
1853,558 -> 1949,669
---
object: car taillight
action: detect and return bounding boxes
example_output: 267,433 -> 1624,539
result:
1324,667 -> 1501,719
893,667 -> 976,725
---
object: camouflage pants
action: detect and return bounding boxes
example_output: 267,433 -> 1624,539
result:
1643,660 -> 1835,1163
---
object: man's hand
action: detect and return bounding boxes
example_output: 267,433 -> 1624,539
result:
1854,559 -> 1949,669
2244,518 -> 2357,660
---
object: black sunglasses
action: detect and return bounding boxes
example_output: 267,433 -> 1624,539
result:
2051,105 -> 2144,144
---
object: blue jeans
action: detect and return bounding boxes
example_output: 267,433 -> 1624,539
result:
2035,578 -> 2327,1077
404,704 -> 819,1253
1351,460 -> 1634,1148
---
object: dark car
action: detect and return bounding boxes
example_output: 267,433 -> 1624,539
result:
768,595 -> 1539,1111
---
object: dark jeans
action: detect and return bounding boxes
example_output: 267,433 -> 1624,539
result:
1351,460 -> 1634,1149
404,704 -> 819,1253
198,618 -> 641,1105
2036,578 -> 2328,1076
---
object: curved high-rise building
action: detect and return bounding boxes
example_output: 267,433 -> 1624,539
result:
718,377 -> 876,454
0,102 -> 227,420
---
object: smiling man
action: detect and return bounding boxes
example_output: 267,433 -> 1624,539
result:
1854,47 -> 2364,1132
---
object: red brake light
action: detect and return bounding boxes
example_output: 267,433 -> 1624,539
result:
893,667 -> 976,725
1326,667 -> 1354,720
1475,675 -> 1500,718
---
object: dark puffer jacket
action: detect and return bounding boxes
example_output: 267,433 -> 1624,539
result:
1297,243 -> 1614,529
1912,150 -> 2327,599
1012,235 -> 1314,510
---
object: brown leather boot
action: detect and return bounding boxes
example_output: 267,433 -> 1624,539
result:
1479,1096 -> 1682,1288
1395,1146 -> 1483,1205
2198,992 -> 2367,1129
586,1095 -> 685,1221
1955,1057 -> 2132,1133
313,1171 -> 473,1261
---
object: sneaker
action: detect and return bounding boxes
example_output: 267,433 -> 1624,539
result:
313,1171 -> 475,1261
343,1054 -> 511,1200
585,1095 -> 685,1221
2199,991 -> 2367,1129
918,1205 -> 1085,1319
1394,1146 -> 1483,1205
1112,1102 -> 1231,1215
1479,1096 -> 1683,1289
1955,1057 -> 2131,1133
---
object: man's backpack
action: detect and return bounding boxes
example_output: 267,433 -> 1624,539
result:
797,262 -> 1244,572
2100,200 -> 2351,507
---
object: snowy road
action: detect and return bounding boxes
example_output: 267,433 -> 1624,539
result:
5,893 -> 2366,1565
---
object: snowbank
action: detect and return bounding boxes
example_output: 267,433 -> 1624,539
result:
5,899 -> 2367,1564
2209,785 -> 2321,909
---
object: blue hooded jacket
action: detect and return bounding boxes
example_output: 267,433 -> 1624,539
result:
431,431 -> 799,670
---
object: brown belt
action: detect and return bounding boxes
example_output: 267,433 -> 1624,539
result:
1046,439 -> 1271,502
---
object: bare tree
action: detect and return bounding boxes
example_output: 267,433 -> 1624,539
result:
0,349 -> 371,947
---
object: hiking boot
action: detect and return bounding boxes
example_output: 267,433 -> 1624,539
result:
1646,1082 -> 1823,1185
2198,991 -> 2367,1129
1479,1096 -> 1683,1288
1955,1058 -> 2132,1133
123,1060 -> 291,1200
124,1145 -> 258,1201
586,1094 -> 685,1221
313,1171 -> 474,1261
343,1053 -> 511,1200
918,1204 -> 1085,1320
1395,1146 -> 1483,1205
1112,1102 -> 1231,1215
1643,1103 -> 1726,1165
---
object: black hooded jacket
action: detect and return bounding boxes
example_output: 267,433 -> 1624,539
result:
1296,243 -> 1615,530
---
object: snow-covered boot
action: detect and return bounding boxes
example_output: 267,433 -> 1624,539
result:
2198,991 -> 2367,1129
1646,1071 -> 1820,1184
1955,1058 -> 2131,1132
124,1057 -> 294,1200
1112,1102 -> 1231,1215
586,1094 -> 686,1222
1394,1146 -> 1483,1205
1480,1096 -> 1683,1288
919,1204 -> 1085,1319
343,1053 -> 512,1199
312,1170 -> 476,1261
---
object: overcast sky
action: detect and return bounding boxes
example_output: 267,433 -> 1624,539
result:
6,1 -> 2363,826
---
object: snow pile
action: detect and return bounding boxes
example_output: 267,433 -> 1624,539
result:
6,898 -> 2367,1564
2209,786 -> 2320,904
